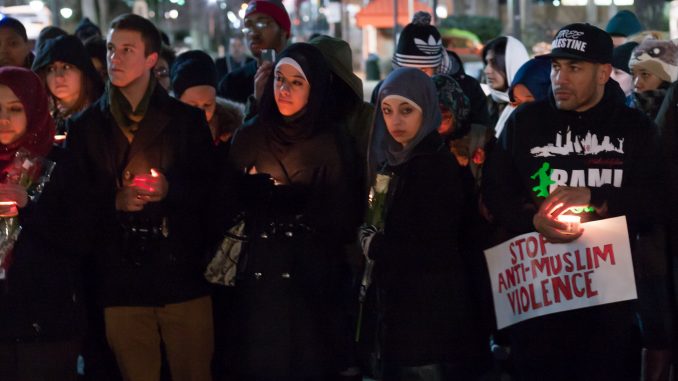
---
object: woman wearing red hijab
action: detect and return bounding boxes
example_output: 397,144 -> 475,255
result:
0,67 -> 85,381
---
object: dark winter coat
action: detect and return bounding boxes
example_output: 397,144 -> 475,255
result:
215,55 -> 255,81
217,59 -> 256,104
227,116 -> 361,378
0,147 -> 87,342
64,84 -> 217,307
367,131 -> 487,366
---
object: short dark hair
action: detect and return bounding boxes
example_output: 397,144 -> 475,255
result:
0,17 -> 28,41
109,13 -> 161,56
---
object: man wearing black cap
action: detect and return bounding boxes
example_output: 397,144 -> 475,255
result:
483,23 -> 664,380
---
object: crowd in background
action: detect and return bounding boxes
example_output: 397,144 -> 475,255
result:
0,2 -> 677,381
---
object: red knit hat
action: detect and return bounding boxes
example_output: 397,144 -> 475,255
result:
245,0 -> 291,38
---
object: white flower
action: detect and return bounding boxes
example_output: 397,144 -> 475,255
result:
374,173 -> 391,194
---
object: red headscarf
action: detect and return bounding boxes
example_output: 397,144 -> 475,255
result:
0,67 -> 55,169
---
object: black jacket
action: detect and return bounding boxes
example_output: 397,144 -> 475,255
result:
483,80 -> 661,235
215,55 -> 255,81
226,117 -> 361,378
0,147 -> 87,342
217,60 -> 257,104
368,131 -> 487,366
482,79 -> 665,377
64,84 -> 218,307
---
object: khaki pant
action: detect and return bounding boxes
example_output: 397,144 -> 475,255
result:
105,296 -> 214,381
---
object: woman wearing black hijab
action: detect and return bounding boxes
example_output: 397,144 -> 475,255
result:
226,43 -> 362,380
359,67 -> 489,380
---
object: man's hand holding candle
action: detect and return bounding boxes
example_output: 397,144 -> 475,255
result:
132,169 -> 168,203
533,186 -> 589,243
116,169 -> 169,212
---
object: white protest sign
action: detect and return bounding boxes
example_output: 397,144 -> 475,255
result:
484,216 -> 636,329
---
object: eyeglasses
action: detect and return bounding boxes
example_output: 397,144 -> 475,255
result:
154,67 -> 169,79
242,21 -> 270,34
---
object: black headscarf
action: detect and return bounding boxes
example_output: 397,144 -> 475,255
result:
258,43 -> 332,145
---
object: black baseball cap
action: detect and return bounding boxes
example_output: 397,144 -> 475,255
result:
540,23 -> 613,64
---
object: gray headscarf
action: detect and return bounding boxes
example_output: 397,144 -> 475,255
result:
369,67 -> 441,178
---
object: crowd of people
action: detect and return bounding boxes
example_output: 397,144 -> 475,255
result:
0,2 -> 677,381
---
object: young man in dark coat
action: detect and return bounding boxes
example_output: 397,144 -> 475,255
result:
64,14 -> 217,381
217,0 -> 290,104
482,23 -> 665,380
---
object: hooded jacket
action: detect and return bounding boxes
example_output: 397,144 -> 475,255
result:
482,78 -> 667,361
488,36 -> 529,137
484,79 -> 660,234
308,35 -> 374,162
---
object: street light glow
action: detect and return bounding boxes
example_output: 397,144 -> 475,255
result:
435,5 -> 448,19
29,1 -> 44,11
60,7 -> 73,19
227,11 -> 239,23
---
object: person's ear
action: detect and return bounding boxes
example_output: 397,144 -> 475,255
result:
145,51 -> 159,69
599,63 -> 612,85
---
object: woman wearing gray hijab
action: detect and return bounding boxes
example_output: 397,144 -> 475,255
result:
359,68 -> 489,380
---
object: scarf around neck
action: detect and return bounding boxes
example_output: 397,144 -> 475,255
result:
108,76 -> 157,133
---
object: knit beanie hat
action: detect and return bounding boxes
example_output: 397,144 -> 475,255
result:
393,12 -> 443,69
612,41 -> 638,74
170,50 -> 218,98
605,10 -> 643,37
244,0 -> 291,38
0,17 -> 27,41
75,17 -> 101,41
629,39 -> 678,83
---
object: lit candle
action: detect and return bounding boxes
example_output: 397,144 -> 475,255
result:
132,169 -> 160,192
557,214 -> 581,234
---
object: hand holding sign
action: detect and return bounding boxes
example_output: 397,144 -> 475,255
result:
485,216 -> 637,329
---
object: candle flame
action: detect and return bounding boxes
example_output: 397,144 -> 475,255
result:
557,215 -> 581,223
